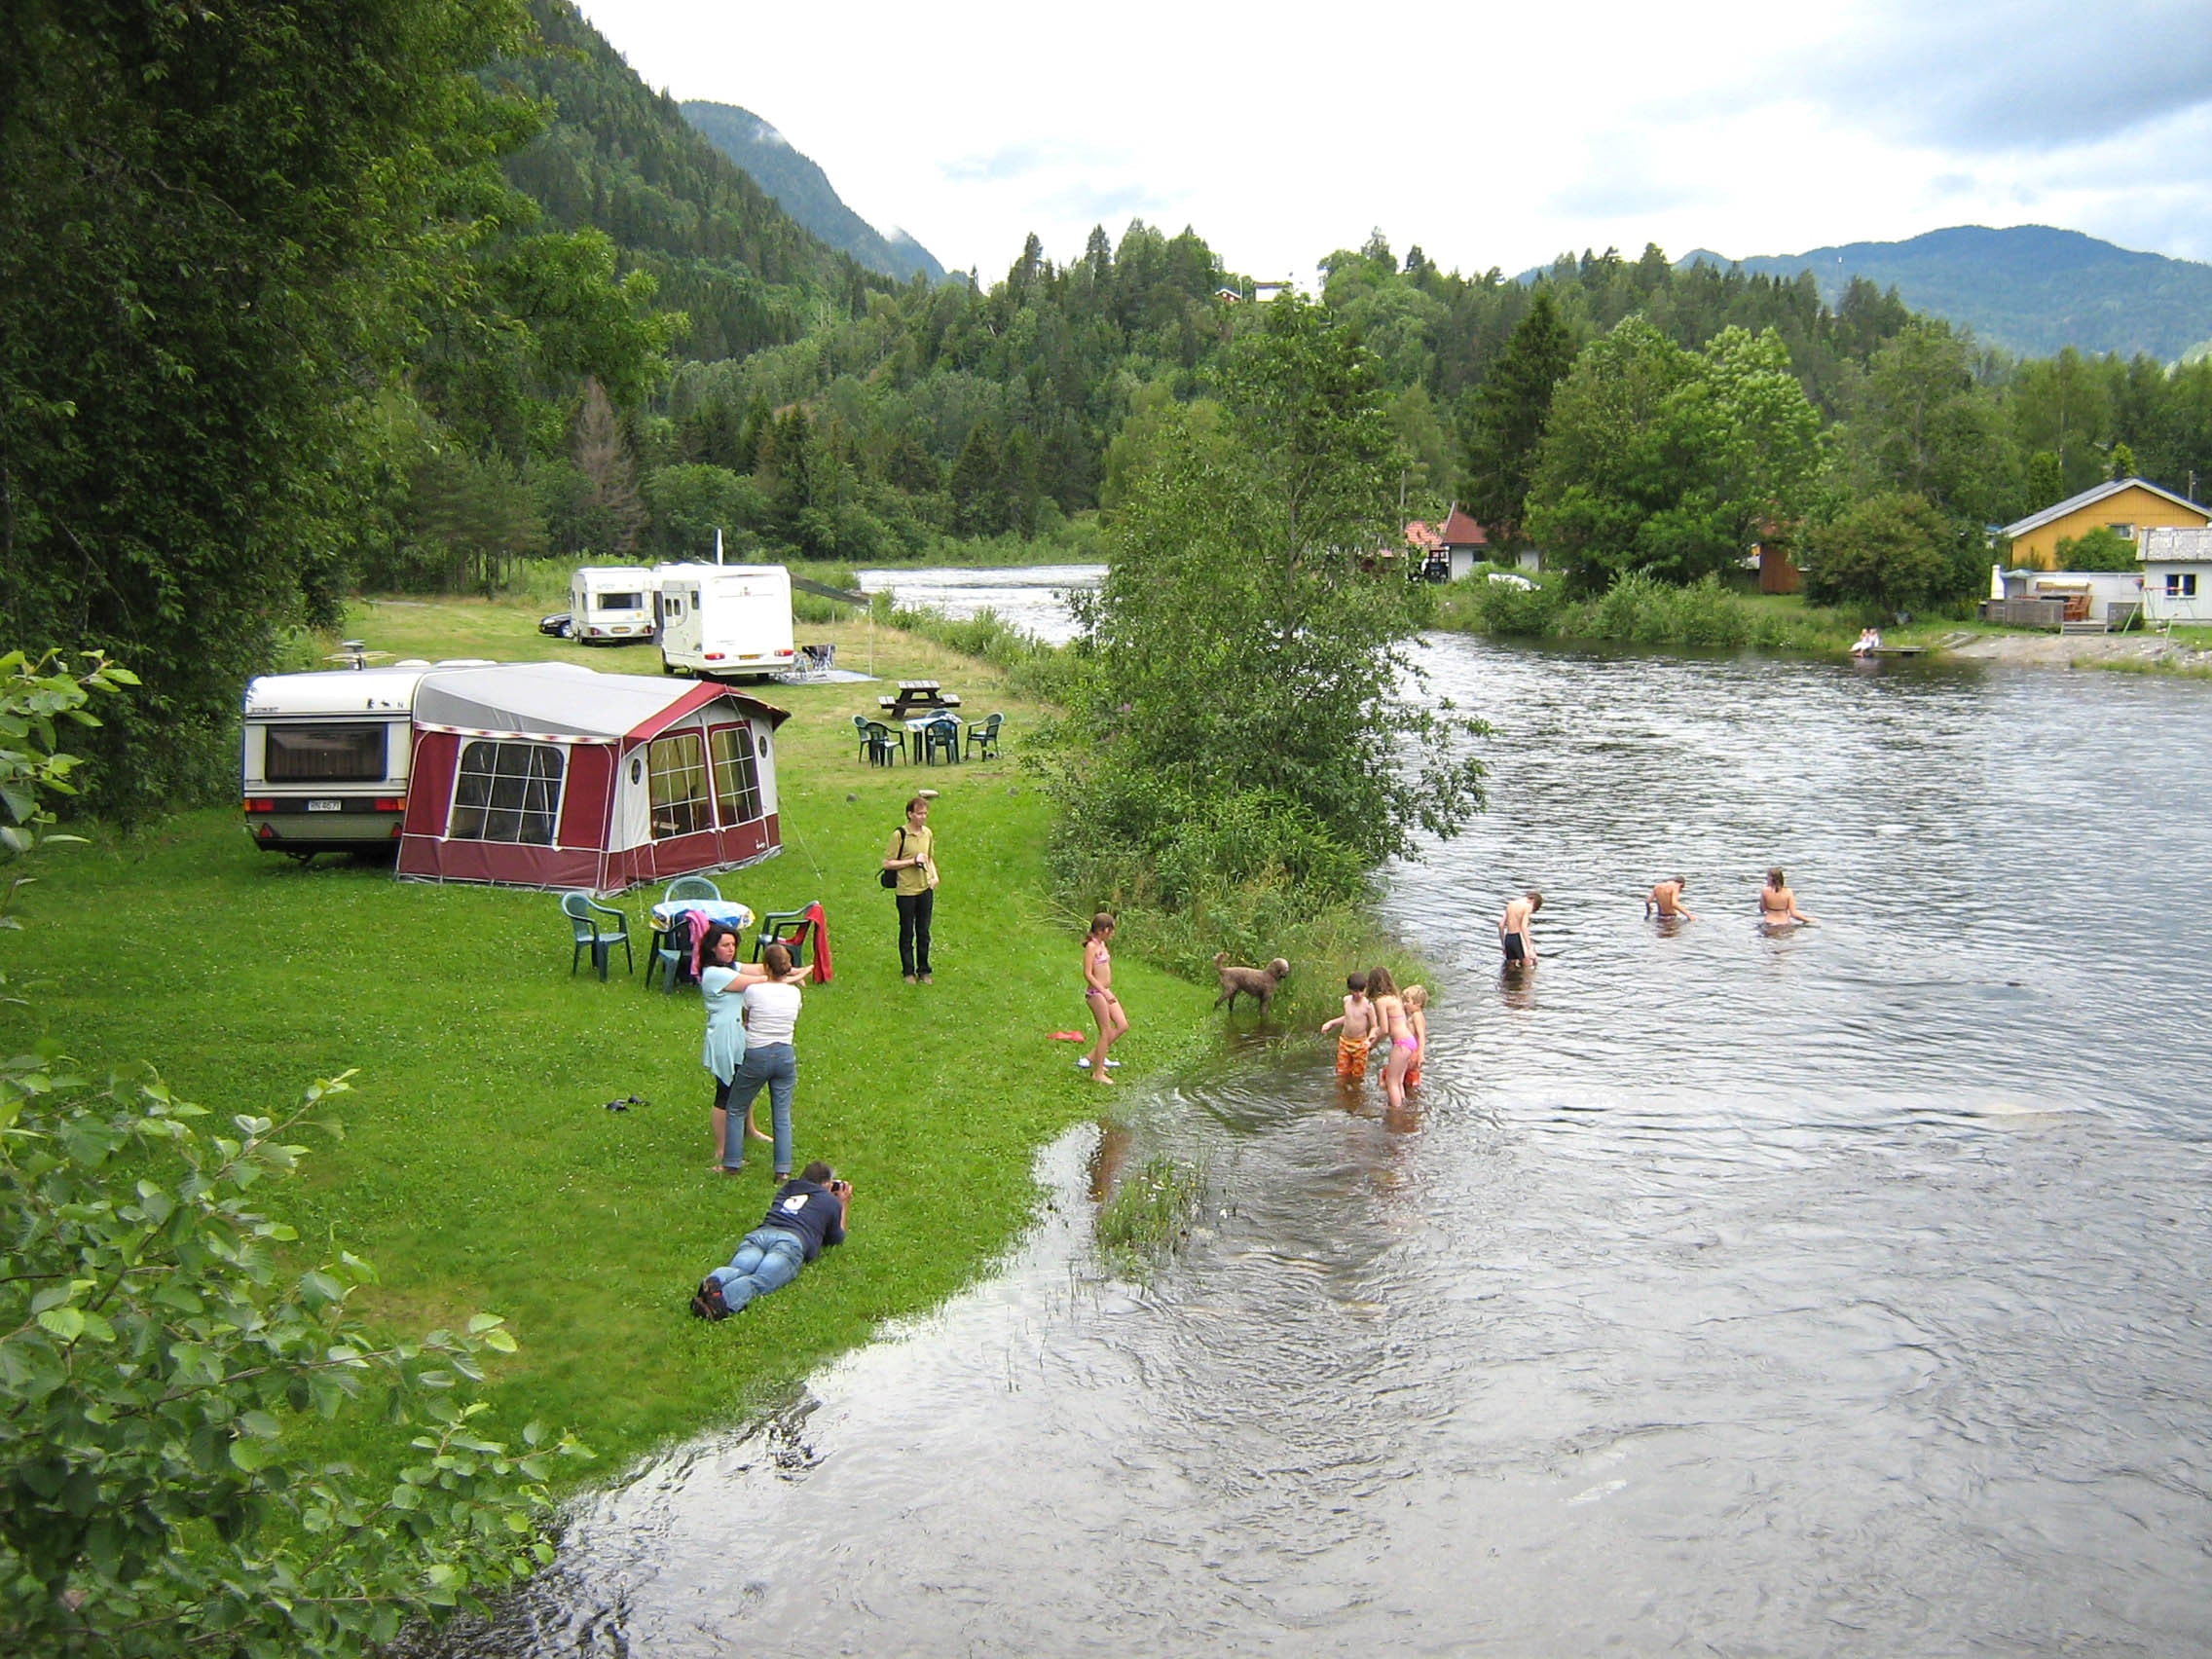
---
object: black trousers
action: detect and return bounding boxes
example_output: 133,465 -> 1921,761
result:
897,888 -> 934,977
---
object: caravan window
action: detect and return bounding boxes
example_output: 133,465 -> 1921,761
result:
596,590 -> 645,611
448,741 -> 564,845
265,723 -> 387,783
647,732 -> 712,838
709,723 -> 763,824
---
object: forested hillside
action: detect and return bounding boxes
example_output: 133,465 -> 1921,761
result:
492,0 -> 889,361
682,101 -> 945,284
1678,226 -> 2212,362
8,0 -> 2212,819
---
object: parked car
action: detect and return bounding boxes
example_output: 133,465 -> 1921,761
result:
538,610 -> 573,638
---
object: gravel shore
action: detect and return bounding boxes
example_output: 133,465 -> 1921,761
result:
1941,631 -> 2212,671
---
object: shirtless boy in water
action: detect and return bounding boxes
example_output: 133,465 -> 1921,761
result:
1499,891 -> 1542,965
1645,875 -> 1696,920
1759,867 -> 1818,926
1321,972 -> 1375,1079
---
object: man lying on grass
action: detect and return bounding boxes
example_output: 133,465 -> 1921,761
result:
691,1161 -> 852,1320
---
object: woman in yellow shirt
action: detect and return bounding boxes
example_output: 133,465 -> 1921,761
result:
883,795 -> 937,983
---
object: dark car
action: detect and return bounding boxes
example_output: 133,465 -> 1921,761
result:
538,611 -> 573,639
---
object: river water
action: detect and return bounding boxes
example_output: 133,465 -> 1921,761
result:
855,563 -> 1099,645
440,626 -> 2212,1657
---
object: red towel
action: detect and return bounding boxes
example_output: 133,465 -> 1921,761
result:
1050,1030 -> 1087,1042
803,900 -> 832,983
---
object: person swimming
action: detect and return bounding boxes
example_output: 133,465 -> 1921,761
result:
1759,866 -> 1818,927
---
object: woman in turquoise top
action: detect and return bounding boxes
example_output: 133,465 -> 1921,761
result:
700,925 -> 797,1170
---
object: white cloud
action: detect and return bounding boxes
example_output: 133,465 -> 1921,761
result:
573,0 -> 2212,277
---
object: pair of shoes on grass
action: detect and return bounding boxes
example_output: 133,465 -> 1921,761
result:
1075,1057 -> 1122,1069
690,1278 -> 730,1321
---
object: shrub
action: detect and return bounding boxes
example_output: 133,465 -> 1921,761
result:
1469,571 -> 1567,635
2053,525 -> 2140,572
1800,493 -> 1971,614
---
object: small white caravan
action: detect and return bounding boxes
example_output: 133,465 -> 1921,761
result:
240,660 -> 498,862
568,566 -> 657,644
653,563 -> 794,680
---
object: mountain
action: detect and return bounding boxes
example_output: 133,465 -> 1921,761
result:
682,101 -> 945,284
493,1 -> 886,360
1677,226 -> 2212,361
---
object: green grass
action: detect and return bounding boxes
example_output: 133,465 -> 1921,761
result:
0,595 -> 1222,1486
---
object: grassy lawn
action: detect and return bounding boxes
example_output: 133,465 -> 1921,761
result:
0,597 -> 1217,1482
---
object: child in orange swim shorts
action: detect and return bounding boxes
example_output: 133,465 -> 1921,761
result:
1321,971 -> 1375,1078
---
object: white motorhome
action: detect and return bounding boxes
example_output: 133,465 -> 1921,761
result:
240,661 -> 494,862
568,565 -> 657,644
653,563 -> 794,680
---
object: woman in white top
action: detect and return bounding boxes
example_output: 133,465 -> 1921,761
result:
719,940 -> 807,1179
700,924 -> 801,1173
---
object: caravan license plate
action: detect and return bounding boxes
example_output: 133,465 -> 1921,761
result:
307,799 -> 342,812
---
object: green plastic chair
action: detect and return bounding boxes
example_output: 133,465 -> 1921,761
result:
754,903 -> 823,973
862,719 -> 904,766
964,711 -> 1004,760
920,716 -> 960,765
561,891 -> 632,981
851,713 -> 873,762
664,874 -> 721,905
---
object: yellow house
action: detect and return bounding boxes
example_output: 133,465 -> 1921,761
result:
2003,477 -> 2210,570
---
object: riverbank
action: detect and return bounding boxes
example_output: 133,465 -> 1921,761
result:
0,602 -> 1232,1492
1431,570 -> 2212,675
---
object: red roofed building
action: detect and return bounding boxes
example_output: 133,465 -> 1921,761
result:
1430,504 -> 1537,579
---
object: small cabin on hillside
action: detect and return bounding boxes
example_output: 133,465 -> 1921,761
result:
2001,478 -> 2209,571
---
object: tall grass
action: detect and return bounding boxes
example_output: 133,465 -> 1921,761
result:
1094,1154 -> 1202,1277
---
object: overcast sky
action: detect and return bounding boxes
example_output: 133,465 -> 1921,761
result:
576,0 -> 2212,283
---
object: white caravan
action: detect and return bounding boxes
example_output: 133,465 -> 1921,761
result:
653,563 -> 794,680
240,660 -> 497,862
568,565 -> 657,644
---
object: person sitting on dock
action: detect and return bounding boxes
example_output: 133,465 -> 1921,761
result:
1853,627 -> 1882,656
691,1162 -> 851,1320
1645,875 -> 1696,920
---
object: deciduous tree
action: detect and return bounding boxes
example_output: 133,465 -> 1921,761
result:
1053,297 -> 1485,903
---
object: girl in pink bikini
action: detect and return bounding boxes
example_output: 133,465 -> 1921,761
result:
1368,966 -> 1414,1110
1082,913 -> 1127,1084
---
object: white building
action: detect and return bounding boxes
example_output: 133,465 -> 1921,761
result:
2140,527 -> 2212,625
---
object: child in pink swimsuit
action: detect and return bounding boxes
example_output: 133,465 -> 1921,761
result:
1368,966 -> 1414,1110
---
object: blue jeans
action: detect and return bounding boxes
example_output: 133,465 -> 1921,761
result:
719,1042 -> 796,1174
706,1228 -> 806,1311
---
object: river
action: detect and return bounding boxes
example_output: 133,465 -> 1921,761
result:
434,619 -> 2212,1656
855,563 -> 1100,645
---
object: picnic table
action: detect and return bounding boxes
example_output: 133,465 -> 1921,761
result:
878,680 -> 962,719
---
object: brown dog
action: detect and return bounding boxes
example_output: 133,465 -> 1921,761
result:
1213,952 -> 1290,1014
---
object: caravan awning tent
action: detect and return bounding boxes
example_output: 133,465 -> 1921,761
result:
395,664 -> 788,893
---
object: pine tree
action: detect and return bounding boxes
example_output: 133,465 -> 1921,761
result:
1460,289 -> 1577,546
950,422 -> 1006,536
2109,441 -> 2137,481
572,379 -> 646,556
